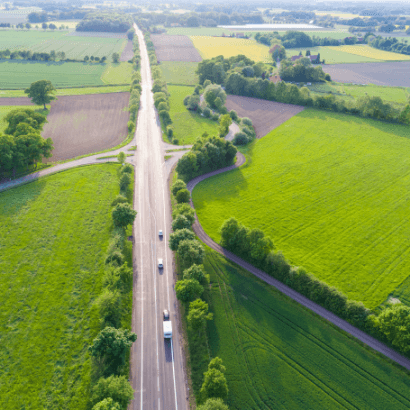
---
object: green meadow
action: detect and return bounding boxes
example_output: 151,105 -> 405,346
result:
191,247 -> 410,410
0,60 -> 131,88
160,61 -> 199,85
0,30 -> 127,60
192,109 -> 410,308
168,85 -> 219,144
0,164 -> 124,409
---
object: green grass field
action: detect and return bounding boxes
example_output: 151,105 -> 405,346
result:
168,85 -> 219,144
0,30 -> 127,60
0,164 -> 125,409
0,85 -> 130,98
195,247 -> 410,410
0,60 -> 131,88
309,82 -> 410,107
287,46 -> 382,64
159,61 -> 199,85
192,109 -> 410,309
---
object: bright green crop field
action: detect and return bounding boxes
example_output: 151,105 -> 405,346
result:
0,30 -> 127,60
160,61 -> 199,85
197,247 -> 410,410
0,164 -> 124,409
192,109 -> 410,308
0,60 -> 131,88
168,85 -> 219,144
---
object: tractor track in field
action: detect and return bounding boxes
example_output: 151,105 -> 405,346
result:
186,153 -> 410,373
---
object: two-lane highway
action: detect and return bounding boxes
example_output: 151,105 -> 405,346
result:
129,24 -> 187,410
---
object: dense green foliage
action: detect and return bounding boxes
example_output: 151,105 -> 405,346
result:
176,134 -> 237,182
25,79 -> 56,108
77,13 -> 133,33
0,164 -> 125,409
371,36 -> 410,56
199,247 -> 410,409
192,109 -> 410,308
91,375 -> 134,409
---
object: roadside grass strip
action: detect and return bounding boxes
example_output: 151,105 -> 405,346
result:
190,36 -> 271,63
0,164 -> 123,409
202,248 -> 410,410
329,45 -> 410,61
167,85 -> 219,145
159,61 -> 199,85
192,109 -> 410,308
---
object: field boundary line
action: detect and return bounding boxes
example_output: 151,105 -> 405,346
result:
186,154 -> 410,373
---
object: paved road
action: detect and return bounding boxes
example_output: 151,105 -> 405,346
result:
187,154 -> 410,372
129,24 -> 188,410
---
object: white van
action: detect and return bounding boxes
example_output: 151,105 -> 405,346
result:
158,259 -> 163,268
163,321 -> 172,338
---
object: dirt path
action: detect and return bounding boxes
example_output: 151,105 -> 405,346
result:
186,153 -> 410,372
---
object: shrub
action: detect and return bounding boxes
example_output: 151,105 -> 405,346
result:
175,279 -> 203,302
105,250 -> 124,267
117,151 -> 126,164
111,195 -> 128,207
204,84 -> 227,109
172,138 -> 179,145
157,102 -> 169,112
229,110 -> 238,121
112,203 -> 137,227
95,290 -> 122,328
92,398 -> 121,410
171,179 -> 187,196
172,203 -> 196,224
120,163 -> 133,175
202,107 -> 211,118
219,106 -> 228,115
211,113 -> 219,121
241,117 -> 253,127
127,121 -> 135,134
183,95 -> 190,106
203,79 -> 212,88
176,188 -> 191,203
159,110 -> 171,126
172,214 -> 191,231
91,376 -> 134,410
177,239 -> 205,267
169,228 -> 195,251
183,264 -> 206,283
119,173 -> 131,191
194,84 -> 203,95
196,398 -> 229,410
166,125 -> 174,138
233,132 -> 249,145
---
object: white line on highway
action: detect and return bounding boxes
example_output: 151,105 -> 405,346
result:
150,241 -> 160,394
138,155 -> 144,410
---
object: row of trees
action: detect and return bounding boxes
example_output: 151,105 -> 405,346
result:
76,13 -> 133,33
370,36 -> 410,56
169,181 -> 230,409
279,58 -> 329,82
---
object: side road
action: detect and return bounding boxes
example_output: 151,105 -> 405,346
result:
186,153 -> 410,372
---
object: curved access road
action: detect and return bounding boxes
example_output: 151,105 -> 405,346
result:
187,154 -> 410,372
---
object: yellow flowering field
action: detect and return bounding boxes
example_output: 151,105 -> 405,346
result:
190,36 -> 271,62
329,45 -> 410,61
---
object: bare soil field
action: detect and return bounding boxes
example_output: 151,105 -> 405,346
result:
121,40 -> 134,62
322,62 -> 410,87
151,35 -> 202,62
0,97 -> 33,105
42,93 -> 129,162
68,31 -> 127,38
226,95 -> 304,138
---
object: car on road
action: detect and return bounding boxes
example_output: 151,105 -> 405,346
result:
163,309 -> 169,321
158,258 -> 163,269
163,320 -> 172,338
159,229 -> 163,237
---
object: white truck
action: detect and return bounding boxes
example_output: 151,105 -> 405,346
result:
163,320 -> 172,338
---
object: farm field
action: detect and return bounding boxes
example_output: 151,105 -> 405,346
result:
286,46 -> 382,64
0,30 -> 127,60
168,85 -> 219,145
164,27 -> 249,36
322,62 -> 410,87
0,164 -> 123,409
151,34 -> 202,62
0,60 -> 131,89
195,248 -> 410,410
192,109 -> 410,308
0,86 -> 129,98
42,93 -> 130,162
329,45 -> 410,61
309,82 -> 410,106
46,20 -> 80,29
159,61 -> 199,85
225,95 -> 304,138
190,36 -> 271,62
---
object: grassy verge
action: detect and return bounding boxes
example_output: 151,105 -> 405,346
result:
101,62 -> 133,84
0,164 -> 124,409
96,153 -> 133,160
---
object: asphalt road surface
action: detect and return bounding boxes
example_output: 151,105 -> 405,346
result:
129,25 -> 188,410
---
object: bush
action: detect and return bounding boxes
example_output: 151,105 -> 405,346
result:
112,203 -> 137,227
120,163 -> 133,174
111,195 -> 128,207
233,132 -> 249,145
202,107 -> 211,118
183,264 -> 206,283
95,290 -> 122,328
177,239 -> 205,267
183,95 -> 190,106
173,203 -> 196,224
105,250 -> 124,267
197,398 -> 229,410
166,125 -> 174,138
127,121 -> 135,133
157,102 -> 169,112
176,188 -> 191,203
203,79 -> 212,88
241,117 -> 253,127
204,84 -> 227,109
92,398 -> 121,410
169,228 -> 195,251
229,110 -> 238,121
219,106 -> 228,115
159,110 -> 172,126
241,126 -> 255,139
172,138 -> 179,145
211,113 -> 219,121
91,376 -> 134,410
172,214 -> 191,231
175,279 -> 203,302
119,173 -> 131,191
171,179 -> 187,196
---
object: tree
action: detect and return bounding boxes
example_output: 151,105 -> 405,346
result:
204,84 -> 227,109
172,214 -> 191,231
0,134 -> 16,173
112,52 -> 120,63
24,80 -> 56,110
25,23 -> 31,29
173,203 -> 195,225
200,369 -> 228,401
117,151 -> 126,164
96,290 -> 122,328
119,173 -> 131,191
111,195 -> 128,207
183,264 -> 206,283
187,16 -> 200,27
177,239 -> 204,267
42,22 -> 48,29
208,357 -> 226,373
175,279 -> 203,302
91,376 -> 134,410
14,133 -> 53,169
373,304 -> 410,352
171,179 -> 187,196
112,203 -> 137,227
176,188 -> 191,203
187,299 -> 213,334
49,23 -> 57,30
218,114 -> 232,138
169,228 -> 195,251
92,398 -> 121,410
90,327 -> 137,373
197,398 -> 229,410
176,151 -> 198,179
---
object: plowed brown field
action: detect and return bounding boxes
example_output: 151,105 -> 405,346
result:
42,93 -> 130,162
151,35 -> 202,62
225,95 -> 304,138
121,40 -> 134,62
